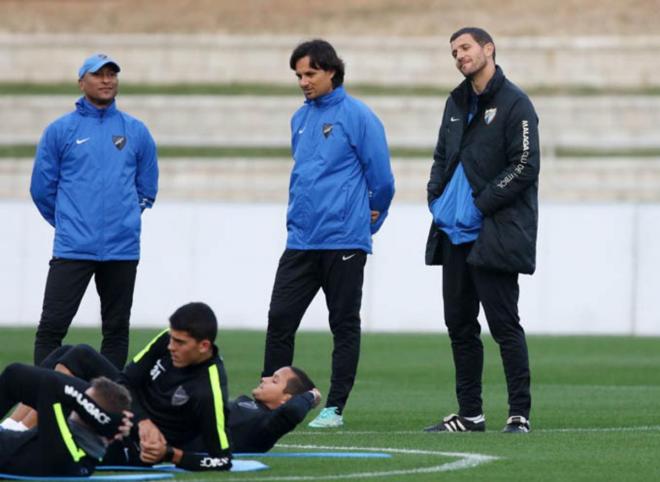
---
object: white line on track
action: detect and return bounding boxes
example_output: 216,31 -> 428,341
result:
202,443 -> 499,481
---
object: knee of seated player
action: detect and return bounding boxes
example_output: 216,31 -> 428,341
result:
0,362 -> 23,389
38,345 -> 74,369
56,343 -> 98,376
71,343 -> 98,358
0,364 -> 55,409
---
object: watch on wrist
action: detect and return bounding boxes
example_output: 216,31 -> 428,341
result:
164,445 -> 175,462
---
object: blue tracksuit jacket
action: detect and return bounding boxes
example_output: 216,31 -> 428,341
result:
430,163 -> 483,244
30,97 -> 158,261
287,86 -> 395,253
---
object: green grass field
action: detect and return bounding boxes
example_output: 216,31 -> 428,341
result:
1,328 -> 659,481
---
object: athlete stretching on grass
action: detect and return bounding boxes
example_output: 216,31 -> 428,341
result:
5,307 -> 321,457
94,302 -> 233,471
43,351 -> 322,454
0,364 -> 132,477
2,302 -> 233,472
229,365 -> 321,452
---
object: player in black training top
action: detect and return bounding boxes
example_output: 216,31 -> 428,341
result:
0,363 -> 132,477
4,304 -> 320,463
45,351 -> 321,455
24,302 -> 233,471
110,302 -> 232,471
229,365 -> 321,453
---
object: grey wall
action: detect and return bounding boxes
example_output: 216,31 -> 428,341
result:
1,200 -> 658,335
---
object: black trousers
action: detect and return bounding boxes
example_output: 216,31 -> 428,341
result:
263,249 -> 367,413
34,258 -> 138,370
442,241 -> 531,419
41,344 -> 121,380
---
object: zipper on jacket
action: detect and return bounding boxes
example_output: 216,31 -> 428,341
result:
98,116 -> 107,260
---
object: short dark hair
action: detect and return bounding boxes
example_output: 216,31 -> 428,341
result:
289,39 -> 345,88
90,376 -> 131,414
284,366 -> 316,396
169,302 -> 218,343
450,27 -> 496,61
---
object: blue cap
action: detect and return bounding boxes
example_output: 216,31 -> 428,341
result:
78,53 -> 121,79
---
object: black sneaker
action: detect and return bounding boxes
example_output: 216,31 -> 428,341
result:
424,413 -> 486,432
502,415 -> 531,433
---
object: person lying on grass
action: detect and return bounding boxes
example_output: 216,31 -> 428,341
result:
3,307 -> 321,468
0,363 -> 132,477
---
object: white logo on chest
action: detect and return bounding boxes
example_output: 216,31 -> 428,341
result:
150,360 -> 166,380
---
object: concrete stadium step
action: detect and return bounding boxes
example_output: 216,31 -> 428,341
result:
4,157 -> 660,203
1,34 -> 658,89
2,95 -> 660,150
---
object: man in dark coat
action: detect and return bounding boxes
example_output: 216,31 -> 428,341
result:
424,27 -> 540,434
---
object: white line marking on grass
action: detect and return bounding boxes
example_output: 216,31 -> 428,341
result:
292,425 -> 660,435
540,425 -> 660,433
207,443 -> 498,481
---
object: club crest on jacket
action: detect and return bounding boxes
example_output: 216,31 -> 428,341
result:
484,108 -> 497,125
113,135 -> 126,150
322,123 -> 333,138
171,385 -> 190,406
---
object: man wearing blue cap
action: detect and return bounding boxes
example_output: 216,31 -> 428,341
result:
30,53 -> 159,370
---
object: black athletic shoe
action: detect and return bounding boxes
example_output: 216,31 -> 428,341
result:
424,413 -> 486,432
502,415 -> 531,433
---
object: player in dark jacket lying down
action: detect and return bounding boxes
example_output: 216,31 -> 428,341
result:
0,363 -> 132,477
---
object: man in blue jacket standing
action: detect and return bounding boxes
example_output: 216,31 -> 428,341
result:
262,39 -> 395,428
30,53 -> 159,370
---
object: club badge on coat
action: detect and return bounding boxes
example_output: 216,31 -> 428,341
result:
322,123 -> 333,138
113,135 -> 126,150
484,108 -> 497,125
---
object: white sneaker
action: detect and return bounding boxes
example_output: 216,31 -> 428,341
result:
502,415 -> 531,433
308,407 -> 344,428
